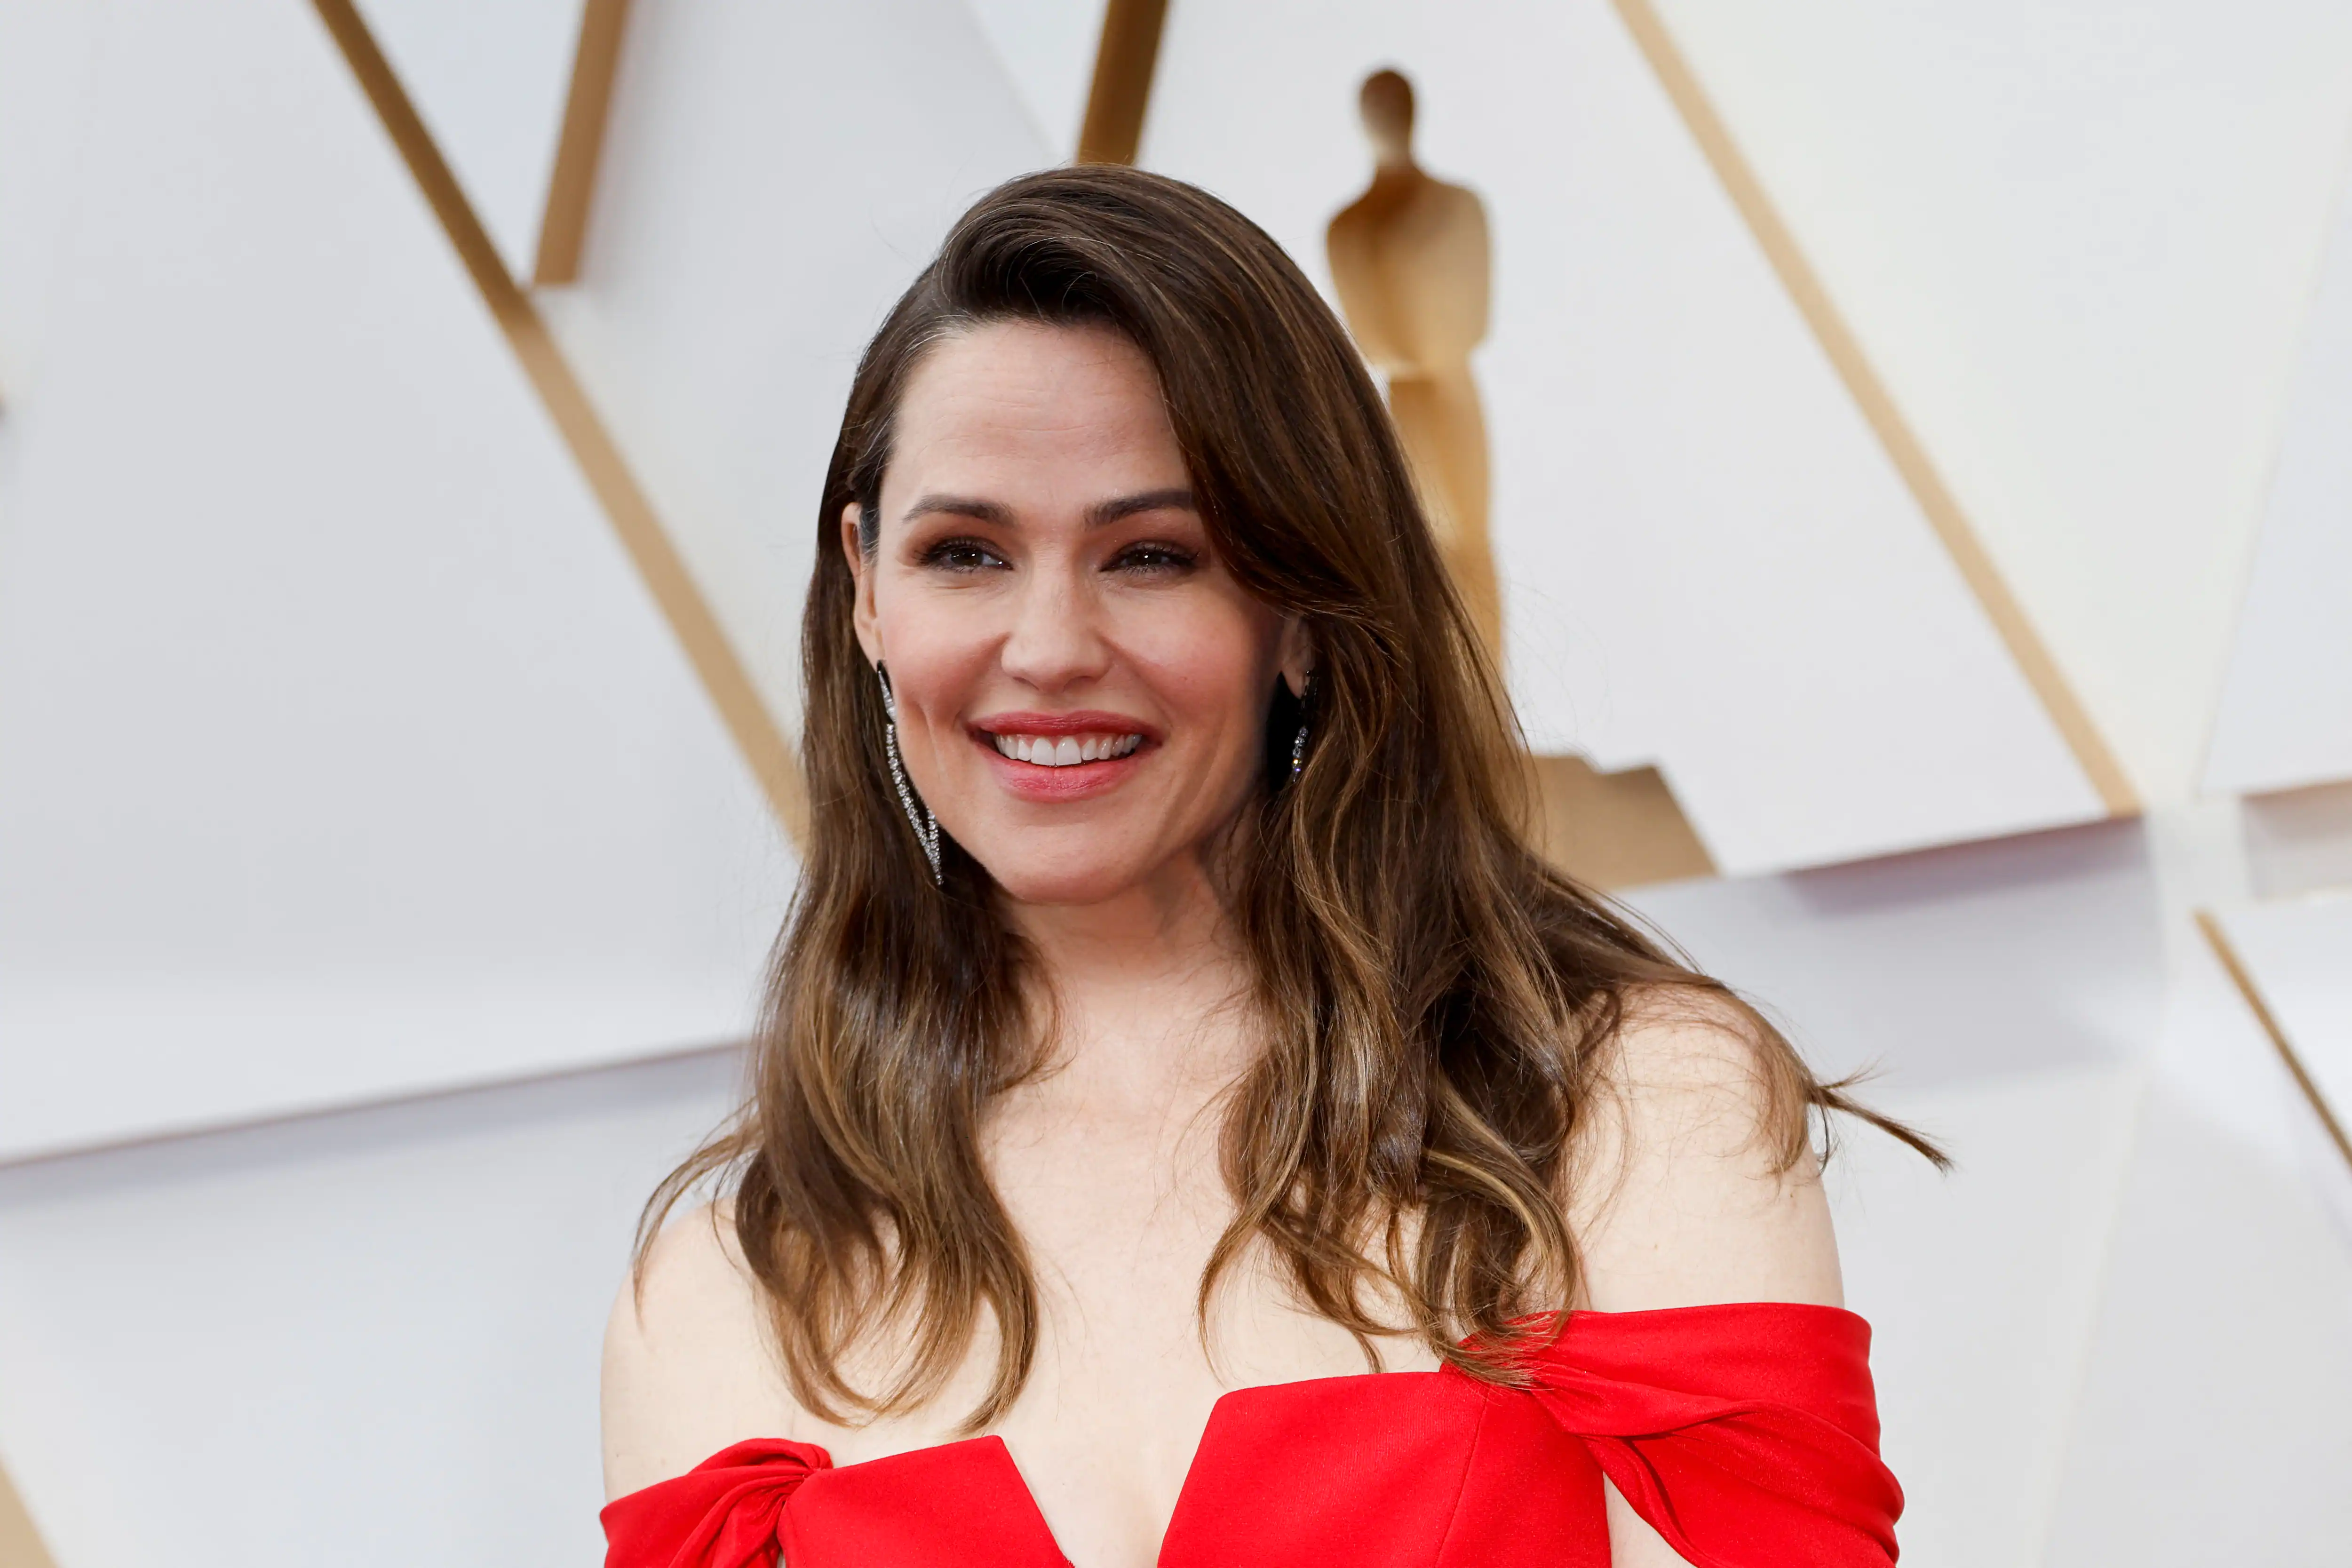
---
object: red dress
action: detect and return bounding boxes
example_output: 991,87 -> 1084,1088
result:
601,1303 -> 1902,1568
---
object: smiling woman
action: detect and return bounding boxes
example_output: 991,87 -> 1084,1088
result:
597,167 -> 1935,1568
850,320 -> 1308,899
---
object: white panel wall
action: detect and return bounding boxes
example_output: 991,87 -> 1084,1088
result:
535,0 -> 1052,737
1142,0 -> 2107,877
2243,780 -> 2352,899
2041,939 -> 2352,1563
2205,163 -> 2352,796
0,0 -> 790,1158
1654,0 -> 2352,805
1622,820 -> 2162,1085
965,0 -> 1109,158
0,1050 -> 742,1568
1826,1065 -> 2142,1568
0,1 -> 104,399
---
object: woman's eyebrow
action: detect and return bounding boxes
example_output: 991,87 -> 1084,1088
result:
1086,488 -> 1197,527
901,489 -> 1197,528
901,493 -> 1015,526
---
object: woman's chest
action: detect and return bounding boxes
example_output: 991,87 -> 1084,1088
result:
812,1165 -> 1433,1564
818,1266 -> 1438,1567
799,1110 -> 1445,1562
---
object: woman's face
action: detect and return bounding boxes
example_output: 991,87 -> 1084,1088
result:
845,320 -> 1308,908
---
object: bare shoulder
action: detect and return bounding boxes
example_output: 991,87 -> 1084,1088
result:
601,1202 -> 799,1501
1565,985 -> 1843,1313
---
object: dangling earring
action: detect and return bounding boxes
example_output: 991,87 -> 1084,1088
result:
1289,669 -> 1314,782
875,662 -> 942,884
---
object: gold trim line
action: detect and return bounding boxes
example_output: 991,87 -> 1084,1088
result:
310,0 -> 808,844
533,0 -> 631,286
1077,0 -> 1169,165
2195,909 -> 2352,1175
0,1456 -> 58,1568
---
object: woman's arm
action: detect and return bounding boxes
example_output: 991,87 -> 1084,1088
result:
601,1204 -> 796,1501
1567,994 -> 1844,1566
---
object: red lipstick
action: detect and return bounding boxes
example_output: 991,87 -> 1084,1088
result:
969,710 -> 1158,803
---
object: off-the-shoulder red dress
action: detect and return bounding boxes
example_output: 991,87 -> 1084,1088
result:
602,1303 -> 1902,1568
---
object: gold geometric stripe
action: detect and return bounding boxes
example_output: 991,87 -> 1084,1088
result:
1612,0 -> 2139,817
310,0 -> 809,844
0,1457 -> 57,1568
534,0 -> 632,286
1077,0 -> 1170,166
2196,909 -> 2352,1175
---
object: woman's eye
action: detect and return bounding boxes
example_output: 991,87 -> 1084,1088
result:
1108,542 -> 1199,576
917,537 -> 1008,573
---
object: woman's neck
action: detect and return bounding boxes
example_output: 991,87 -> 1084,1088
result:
1004,858 -> 1258,1112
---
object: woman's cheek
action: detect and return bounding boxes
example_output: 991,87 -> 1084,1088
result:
1126,611 -> 1279,719
878,592 -> 995,711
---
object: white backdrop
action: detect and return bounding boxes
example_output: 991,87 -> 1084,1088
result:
1654,0 -> 2352,805
2205,164 -> 2352,796
0,0 -> 790,1159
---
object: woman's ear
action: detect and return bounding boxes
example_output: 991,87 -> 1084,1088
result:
1277,614 -> 1315,699
843,502 -> 882,666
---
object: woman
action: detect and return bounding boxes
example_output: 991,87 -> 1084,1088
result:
599,167 -> 1933,1568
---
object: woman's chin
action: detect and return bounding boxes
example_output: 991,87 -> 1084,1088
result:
985,865 -> 1151,909
969,841 -> 1174,910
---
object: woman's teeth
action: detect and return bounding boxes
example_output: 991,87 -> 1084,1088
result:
990,732 -> 1144,767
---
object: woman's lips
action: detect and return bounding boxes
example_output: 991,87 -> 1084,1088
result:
969,722 -> 1152,802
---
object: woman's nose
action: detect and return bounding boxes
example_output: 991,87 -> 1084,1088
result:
997,559 -> 1112,692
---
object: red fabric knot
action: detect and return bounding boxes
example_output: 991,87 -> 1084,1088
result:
600,1438 -> 833,1568
1504,1305 -> 1904,1568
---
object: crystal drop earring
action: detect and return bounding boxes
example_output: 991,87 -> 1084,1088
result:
875,662 -> 942,884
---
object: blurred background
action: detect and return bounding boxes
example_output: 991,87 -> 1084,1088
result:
4,0 -> 2352,1562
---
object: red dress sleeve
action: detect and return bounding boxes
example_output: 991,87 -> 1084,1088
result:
1519,1304 -> 1903,1568
599,1438 -> 831,1568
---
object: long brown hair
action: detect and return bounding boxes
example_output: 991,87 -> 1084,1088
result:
645,165 -> 1935,1430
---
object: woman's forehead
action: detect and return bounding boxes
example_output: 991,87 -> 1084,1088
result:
885,322 -> 1183,503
